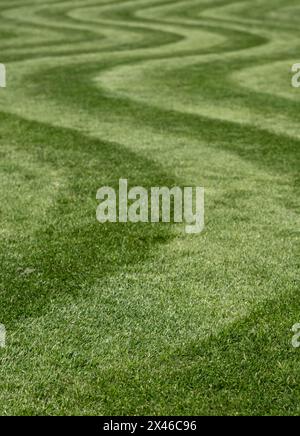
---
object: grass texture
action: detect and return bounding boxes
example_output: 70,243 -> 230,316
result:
0,0 -> 299,416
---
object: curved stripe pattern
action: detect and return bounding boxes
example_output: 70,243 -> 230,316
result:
0,0 -> 299,416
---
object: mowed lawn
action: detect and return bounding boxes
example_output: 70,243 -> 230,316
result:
0,0 -> 299,415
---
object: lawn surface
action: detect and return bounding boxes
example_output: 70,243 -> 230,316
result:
0,0 -> 299,416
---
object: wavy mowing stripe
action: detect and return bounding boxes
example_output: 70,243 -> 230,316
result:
0,0 -> 71,49
0,0 -> 268,124
200,0 -> 300,30
2,0 -> 223,60
96,0 -> 300,138
1,0 -> 173,59
1,0 -> 202,58
232,59 -> 300,102
1,1 -> 298,322
0,1 -> 113,59
0,0 -> 265,60
0,0 -> 298,322
0,0 -> 253,138
0,0 -> 299,415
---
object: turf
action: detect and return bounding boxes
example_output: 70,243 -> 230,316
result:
0,0 -> 299,416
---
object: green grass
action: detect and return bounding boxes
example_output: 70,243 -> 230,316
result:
0,0 -> 299,416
